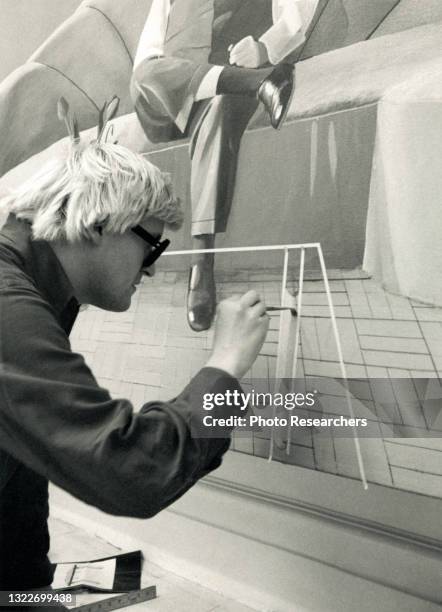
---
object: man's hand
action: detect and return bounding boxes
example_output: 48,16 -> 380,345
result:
206,290 -> 269,379
229,36 -> 269,68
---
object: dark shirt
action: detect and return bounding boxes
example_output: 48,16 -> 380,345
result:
0,215 -> 241,589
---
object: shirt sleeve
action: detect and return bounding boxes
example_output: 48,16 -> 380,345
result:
259,0 -> 319,64
0,279 -> 243,519
133,0 -> 171,70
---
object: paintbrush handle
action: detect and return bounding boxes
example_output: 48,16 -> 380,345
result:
266,306 -> 296,312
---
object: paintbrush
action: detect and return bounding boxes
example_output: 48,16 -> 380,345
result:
266,306 -> 297,315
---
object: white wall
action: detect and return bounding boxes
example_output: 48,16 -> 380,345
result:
0,0 -> 82,81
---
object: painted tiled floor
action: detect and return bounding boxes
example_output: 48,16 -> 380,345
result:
71,267 -> 442,498
48,517 -> 255,611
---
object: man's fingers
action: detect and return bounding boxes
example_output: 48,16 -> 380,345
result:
229,43 -> 241,63
229,50 -> 244,65
229,36 -> 253,64
228,293 -> 242,302
230,36 -> 251,53
222,291 -> 266,312
260,313 -> 270,331
240,290 -> 261,308
250,300 -> 267,318
231,52 -> 247,64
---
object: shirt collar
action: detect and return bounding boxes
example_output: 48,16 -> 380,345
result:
0,215 -> 77,315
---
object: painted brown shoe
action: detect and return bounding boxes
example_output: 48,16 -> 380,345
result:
257,63 -> 294,130
187,260 -> 216,332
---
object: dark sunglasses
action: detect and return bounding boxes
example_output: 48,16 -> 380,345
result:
131,225 -> 170,270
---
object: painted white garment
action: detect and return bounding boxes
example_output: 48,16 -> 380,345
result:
134,0 -> 171,69
260,0 -> 320,64
134,0 -> 320,69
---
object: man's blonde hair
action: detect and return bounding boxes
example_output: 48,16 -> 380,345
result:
3,142 -> 183,242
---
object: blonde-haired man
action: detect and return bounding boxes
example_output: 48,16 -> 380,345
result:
0,141 -> 268,591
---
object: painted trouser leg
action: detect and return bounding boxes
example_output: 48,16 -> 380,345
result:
131,60 -> 254,234
189,94 -> 259,236
131,61 -> 264,332
132,58 -> 291,235
185,94 -> 259,331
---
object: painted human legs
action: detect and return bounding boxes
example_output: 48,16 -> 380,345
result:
130,0 -> 297,329
131,58 -> 294,330
186,94 -> 259,330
